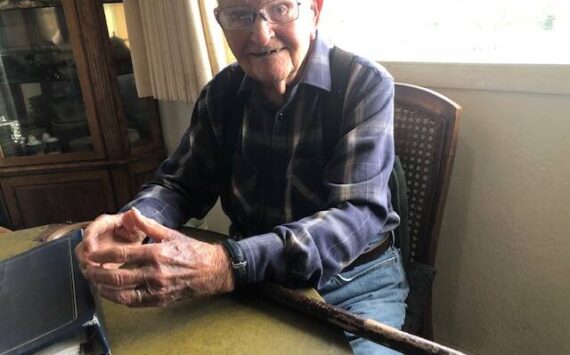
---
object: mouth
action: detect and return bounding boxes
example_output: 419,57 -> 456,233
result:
250,47 -> 285,57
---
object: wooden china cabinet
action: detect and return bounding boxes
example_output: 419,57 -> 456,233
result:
0,0 -> 165,229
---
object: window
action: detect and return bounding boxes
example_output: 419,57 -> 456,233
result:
319,0 -> 570,64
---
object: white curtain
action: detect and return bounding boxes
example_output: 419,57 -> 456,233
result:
124,0 -> 233,102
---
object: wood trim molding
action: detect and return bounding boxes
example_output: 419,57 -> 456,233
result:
68,0 -> 129,159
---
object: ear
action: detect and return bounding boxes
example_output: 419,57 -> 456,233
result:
311,0 -> 323,24
309,0 -> 323,39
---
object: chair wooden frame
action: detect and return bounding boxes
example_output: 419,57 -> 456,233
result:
394,83 -> 462,338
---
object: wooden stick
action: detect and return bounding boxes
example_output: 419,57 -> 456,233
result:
252,283 -> 466,355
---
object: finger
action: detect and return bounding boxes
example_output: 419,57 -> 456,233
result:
117,209 -> 147,242
84,266 -> 145,288
96,285 -> 178,308
130,290 -> 181,308
75,242 -> 100,270
88,243 -> 157,265
128,208 -> 178,242
82,214 -> 124,253
96,285 -> 142,306
84,214 -> 123,240
75,242 -> 88,268
115,226 -> 145,244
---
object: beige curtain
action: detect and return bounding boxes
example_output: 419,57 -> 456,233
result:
124,0 -> 233,102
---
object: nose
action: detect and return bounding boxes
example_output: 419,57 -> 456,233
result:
249,12 -> 275,46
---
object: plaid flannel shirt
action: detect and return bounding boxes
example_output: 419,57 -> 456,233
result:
125,35 -> 400,289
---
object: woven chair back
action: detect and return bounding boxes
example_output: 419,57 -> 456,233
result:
394,83 -> 462,267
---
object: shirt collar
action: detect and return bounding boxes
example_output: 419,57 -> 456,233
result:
238,32 -> 332,95
299,32 -> 332,92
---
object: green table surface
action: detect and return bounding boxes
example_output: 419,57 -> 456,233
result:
1,226 -> 351,354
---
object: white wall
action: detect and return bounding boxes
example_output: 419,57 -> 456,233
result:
159,63 -> 570,354
158,100 -> 231,233
158,100 -> 191,154
388,62 -> 570,354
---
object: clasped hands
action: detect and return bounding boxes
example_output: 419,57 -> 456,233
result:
75,208 -> 236,307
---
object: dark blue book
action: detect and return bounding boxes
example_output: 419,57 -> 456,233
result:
0,230 -> 110,354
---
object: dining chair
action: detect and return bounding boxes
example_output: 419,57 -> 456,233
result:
393,83 -> 462,339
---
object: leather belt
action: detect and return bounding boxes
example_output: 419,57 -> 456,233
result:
343,233 -> 392,272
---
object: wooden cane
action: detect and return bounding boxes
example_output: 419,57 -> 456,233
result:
251,283 -> 466,355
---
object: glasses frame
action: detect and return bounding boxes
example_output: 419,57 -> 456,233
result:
214,0 -> 302,31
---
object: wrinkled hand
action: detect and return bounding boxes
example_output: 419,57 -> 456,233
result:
76,209 -> 147,270
81,208 -> 235,307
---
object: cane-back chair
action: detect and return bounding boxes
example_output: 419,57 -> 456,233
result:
393,83 -> 462,339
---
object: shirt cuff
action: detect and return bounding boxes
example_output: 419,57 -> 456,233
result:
238,233 -> 285,284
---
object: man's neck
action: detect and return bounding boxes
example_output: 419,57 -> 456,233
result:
260,40 -> 316,106
262,83 -> 287,106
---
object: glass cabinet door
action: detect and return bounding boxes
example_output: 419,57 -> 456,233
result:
0,0 -> 93,159
103,1 -> 161,151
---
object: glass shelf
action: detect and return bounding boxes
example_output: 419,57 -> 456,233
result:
0,1 -> 92,159
0,1 -> 62,12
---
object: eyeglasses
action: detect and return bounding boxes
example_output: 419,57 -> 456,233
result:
215,0 -> 302,31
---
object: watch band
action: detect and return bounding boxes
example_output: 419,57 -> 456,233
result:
221,238 -> 248,287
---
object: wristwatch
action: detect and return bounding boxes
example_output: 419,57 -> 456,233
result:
221,238 -> 248,287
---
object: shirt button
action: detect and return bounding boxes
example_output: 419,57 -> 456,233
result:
278,112 -> 284,119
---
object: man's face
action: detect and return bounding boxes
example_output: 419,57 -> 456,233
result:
217,0 -> 321,92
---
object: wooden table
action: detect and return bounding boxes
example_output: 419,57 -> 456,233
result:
0,226 -> 351,354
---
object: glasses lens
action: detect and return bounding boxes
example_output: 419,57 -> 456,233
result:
219,6 -> 257,30
263,0 -> 299,24
217,1 -> 299,30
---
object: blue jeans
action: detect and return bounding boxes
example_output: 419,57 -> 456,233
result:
319,246 -> 409,354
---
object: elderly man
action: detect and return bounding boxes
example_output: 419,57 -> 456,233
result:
76,0 -> 408,353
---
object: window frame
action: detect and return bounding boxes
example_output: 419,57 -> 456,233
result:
381,61 -> 570,95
